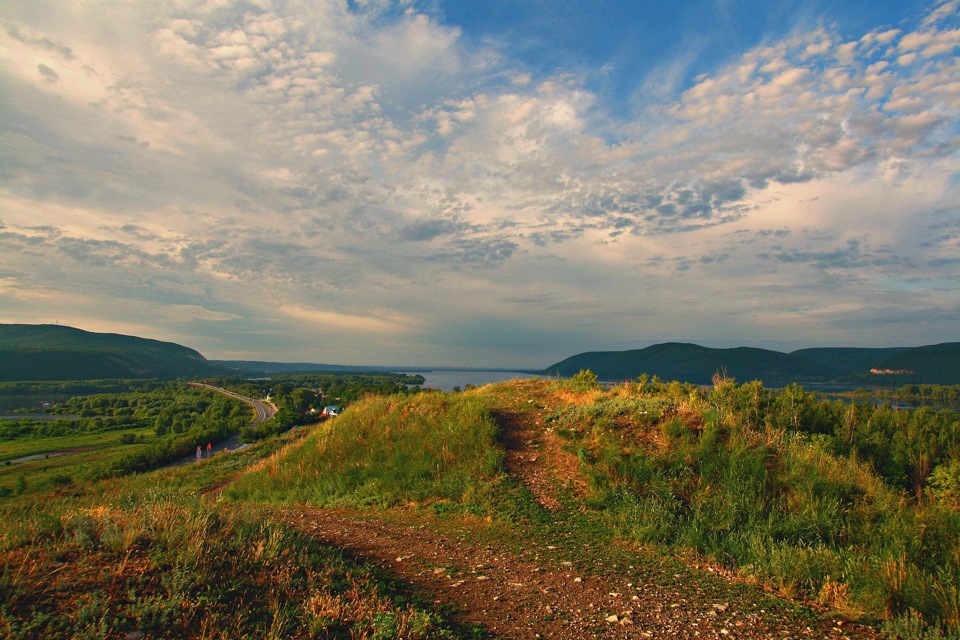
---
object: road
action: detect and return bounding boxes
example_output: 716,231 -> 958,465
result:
181,383 -> 277,462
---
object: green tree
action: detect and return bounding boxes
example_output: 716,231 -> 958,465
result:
570,369 -> 599,392
927,459 -> 960,510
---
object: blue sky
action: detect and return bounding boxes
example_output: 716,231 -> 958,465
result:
0,0 -> 958,367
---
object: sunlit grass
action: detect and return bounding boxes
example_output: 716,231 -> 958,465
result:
227,391 -> 506,514
549,379 -> 960,636
0,434 -> 458,639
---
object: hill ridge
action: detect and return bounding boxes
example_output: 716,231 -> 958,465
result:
0,323 -> 223,381
546,341 -> 960,385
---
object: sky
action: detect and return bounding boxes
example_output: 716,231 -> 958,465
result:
0,0 -> 958,368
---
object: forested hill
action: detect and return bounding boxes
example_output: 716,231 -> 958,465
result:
0,324 -> 224,381
545,341 -> 960,385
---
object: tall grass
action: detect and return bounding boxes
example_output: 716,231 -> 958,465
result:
551,382 -> 960,635
227,392 -> 505,514
0,466 -> 456,638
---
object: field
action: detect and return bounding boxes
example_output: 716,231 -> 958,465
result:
2,376 -> 959,638
0,426 -> 158,495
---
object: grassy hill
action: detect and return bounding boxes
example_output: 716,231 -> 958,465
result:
3,378 -> 960,636
546,342 -> 960,385
227,378 -> 960,636
0,324 -> 223,381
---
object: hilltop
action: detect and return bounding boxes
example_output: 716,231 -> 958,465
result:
0,324 -> 225,381
546,341 -> 960,385
6,376 -> 960,636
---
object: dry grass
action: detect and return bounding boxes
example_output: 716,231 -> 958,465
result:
0,455 -> 458,639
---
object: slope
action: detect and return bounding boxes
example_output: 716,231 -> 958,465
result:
222,380 -> 907,637
0,323 -> 222,381
866,342 -> 960,384
546,342 -> 814,384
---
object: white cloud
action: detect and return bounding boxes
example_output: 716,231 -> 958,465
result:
0,0 -> 957,364
279,304 -> 414,335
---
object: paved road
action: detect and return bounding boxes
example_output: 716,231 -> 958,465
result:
182,383 -> 277,463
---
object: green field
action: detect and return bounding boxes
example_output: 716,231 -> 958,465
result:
0,382 -> 253,497
0,425 -> 158,495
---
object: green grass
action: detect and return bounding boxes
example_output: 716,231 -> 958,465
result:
4,378 -> 960,637
222,379 -> 960,636
0,432 -> 461,639
227,391 -> 506,514
0,426 -> 157,496
547,380 -> 960,636
0,425 -> 156,460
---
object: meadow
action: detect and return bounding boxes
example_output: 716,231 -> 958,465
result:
229,374 -> 960,638
0,432 -> 460,639
2,374 -> 960,637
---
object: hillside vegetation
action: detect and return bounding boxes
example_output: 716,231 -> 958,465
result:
546,342 -> 960,385
0,324 -> 223,381
0,437 -> 457,639
229,377 -> 960,637
3,376 -> 960,637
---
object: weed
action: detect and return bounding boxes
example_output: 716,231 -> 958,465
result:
0,438 -> 459,638
540,378 -> 960,635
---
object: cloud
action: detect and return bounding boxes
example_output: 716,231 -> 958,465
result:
760,238 -> 910,270
279,304 -> 413,334
35,63 -> 59,83
155,304 -> 240,323
5,0 -> 956,246
399,217 -> 475,242
0,0 -> 957,364
6,25 -> 74,59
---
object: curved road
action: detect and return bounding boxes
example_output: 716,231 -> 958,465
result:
183,383 -> 278,462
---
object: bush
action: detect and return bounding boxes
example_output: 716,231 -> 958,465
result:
568,369 -> 600,392
550,378 -> 960,634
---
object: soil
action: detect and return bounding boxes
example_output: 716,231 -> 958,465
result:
279,385 -> 882,639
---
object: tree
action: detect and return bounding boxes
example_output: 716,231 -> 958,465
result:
927,459 -> 960,510
570,369 -> 599,392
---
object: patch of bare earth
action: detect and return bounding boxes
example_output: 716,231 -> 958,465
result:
282,383 -> 880,639
284,508 -> 876,639
491,383 -> 594,510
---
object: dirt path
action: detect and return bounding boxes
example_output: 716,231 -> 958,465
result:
493,407 -> 560,510
285,507 -> 875,639
281,386 -> 879,639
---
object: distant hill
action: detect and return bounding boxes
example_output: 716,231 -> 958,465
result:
863,343 -> 960,385
0,324 -> 224,381
545,342 -> 960,385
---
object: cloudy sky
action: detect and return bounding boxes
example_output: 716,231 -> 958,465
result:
1,0 -> 958,367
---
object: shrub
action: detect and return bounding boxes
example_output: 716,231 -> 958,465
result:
569,369 -> 600,392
